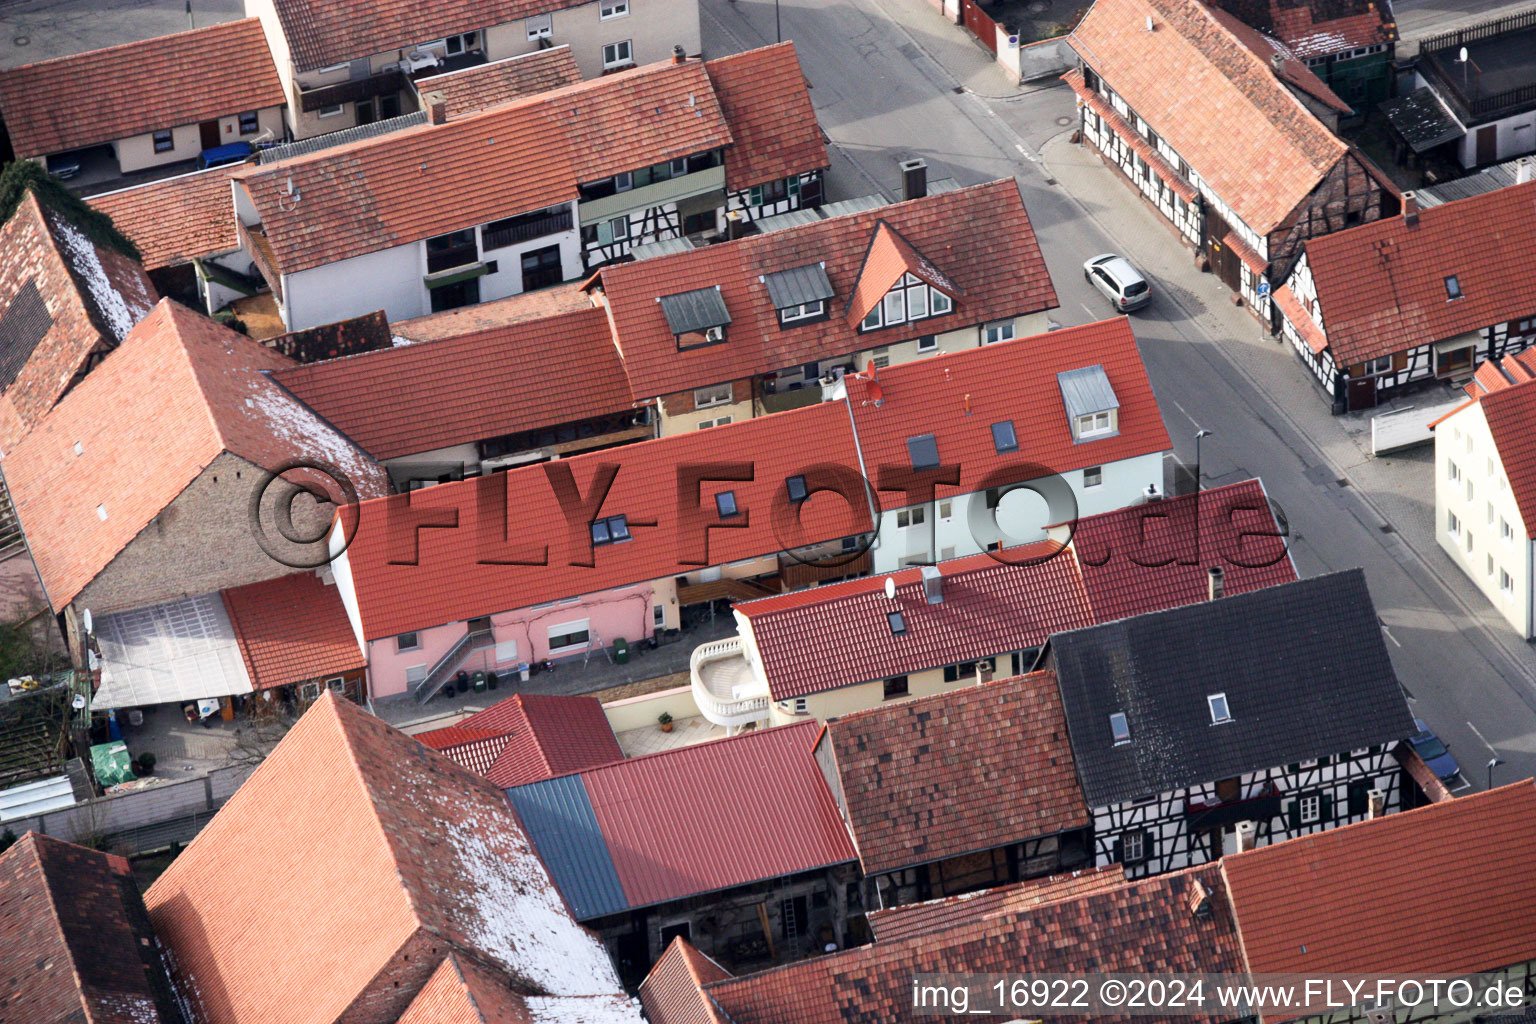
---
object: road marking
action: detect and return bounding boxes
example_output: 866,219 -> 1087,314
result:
1380,624 -> 1401,648
1169,398 -> 1202,431
1450,777 -> 1474,793
1014,143 -> 1040,164
1080,303 -> 1096,317
1466,720 -> 1500,758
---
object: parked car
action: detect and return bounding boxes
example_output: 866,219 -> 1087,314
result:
1408,717 -> 1460,783
1083,253 -> 1151,311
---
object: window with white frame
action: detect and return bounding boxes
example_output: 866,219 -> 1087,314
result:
1121,831 -> 1146,862
238,111 -> 260,134
1447,459 -> 1461,483
601,0 -> 629,17
1488,554 -> 1495,578
548,621 -> 591,652
326,676 -> 347,693
696,414 -> 733,429
595,215 -> 629,245
443,31 -> 480,54
1501,569 -> 1514,596
895,507 -> 925,528
1298,793 -> 1321,823
694,383 -> 732,408
1488,457 -> 1497,478
1467,478 -> 1474,502
981,320 -> 1016,345
300,681 -> 323,701
858,275 -> 952,332
1362,355 -> 1392,376
778,300 -> 825,324
1502,517 -> 1514,543
916,334 -> 938,352
1076,410 -> 1115,438
526,13 -> 552,38
1447,509 -> 1461,538
152,129 -> 175,151
318,104 -> 344,118
602,40 -> 633,68
397,632 -> 420,652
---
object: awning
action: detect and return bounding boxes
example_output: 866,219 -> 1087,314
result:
658,286 -> 730,335
762,263 -> 834,310
93,593 -> 253,709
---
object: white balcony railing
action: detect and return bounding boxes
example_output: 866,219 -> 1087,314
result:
690,636 -> 769,731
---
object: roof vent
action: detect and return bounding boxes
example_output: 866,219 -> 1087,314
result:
1402,190 -> 1419,227
1142,483 -> 1163,502
1145,14 -> 1155,30
672,43 -> 687,63
96,504 -> 107,521
1187,878 -> 1214,919
899,157 -> 928,201
72,442 -> 83,456
1207,565 -> 1225,601
921,565 -> 943,604
1517,157 -> 1535,185
1269,51 -> 1285,71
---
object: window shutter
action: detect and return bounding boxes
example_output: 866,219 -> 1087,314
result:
1287,799 -> 1301,831
1347,782 -> 1367,817
1140,830 -> 1154,862
1112,835 -> 1125,863
1319,792 -> 1334,822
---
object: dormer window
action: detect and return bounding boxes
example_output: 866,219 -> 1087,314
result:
1208,692 -> 1232,724
591,515 -> 631,545
660,286 -> 730,350
857,274 -> 955,332
1058,365 -> 1121,443
1110,712 -> 1131,745
1445,275 -> 1463,300
763,264 -> 835,327
714,491 -> 739,517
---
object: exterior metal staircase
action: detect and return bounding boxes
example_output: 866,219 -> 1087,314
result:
412,627 -> 494,703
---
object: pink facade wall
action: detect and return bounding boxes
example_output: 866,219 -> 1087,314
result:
367,584 -> 657,698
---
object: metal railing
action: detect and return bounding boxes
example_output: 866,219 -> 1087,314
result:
0,477 -> 22,558
689,636 -> 770,730
483,207 -> 574,249
1420,7 -> 1536,56
413,628 -> 495,703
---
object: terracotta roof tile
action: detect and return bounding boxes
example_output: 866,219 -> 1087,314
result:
639,939 -> 731,1024
1301,182 -> 1536,366
400,953 -> 645,1024
1223,781 -> 1536,975
415,693 -> 622,787
1214,0 -> 1397,57
146,694 -> 625,1024
705,43 -> 828,190
867,865 -> 1126,940
1065,71 -> 1198,202
844,220 -> 961,328
1272,283 -> 1328,353
0,833 -> 180,1024
89,166 -> 243,271
1477,379 -> 1536,538
418,47 -> 584,119
824,671 -> 1090,875
221,572 -> 364,690
392,282 -> 595,338
0,19 -> 283,157
597,179 -> 1056,401
0,191 -> 157,451
274,305 -> 632,460
1206,4 -> 1352,114
5,299 -> 386,607
1069,0 -> 1347,233
705,865 -> 1243,1024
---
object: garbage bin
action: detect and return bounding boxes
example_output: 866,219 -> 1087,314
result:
518,662 -> 531,683
455,670 -> 469,694
486,671 -> 499,691
613,638 -> 630,664
472,671 -> 487,693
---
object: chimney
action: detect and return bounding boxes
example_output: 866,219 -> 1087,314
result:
1236,820 -> 1257,852
1402,190 -> 1419,227
1270,51 -> 1285,70
726,210 -> 747,240
921,565 -> 943,605
1207,565 -> 1225,601
424,91 -> 447,126
1368,789 -> 1385,819
1187,878 -> 1213,919
899,158 -> 928,201
1518,157 -> 1535,184
672,43 -> 686,64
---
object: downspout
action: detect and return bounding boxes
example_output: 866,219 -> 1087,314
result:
1527,533 -> 1533,639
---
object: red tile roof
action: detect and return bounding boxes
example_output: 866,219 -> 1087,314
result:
1066,72 -> 1198,202
595,179 -> 1056,401
578,722 -> 857,908
1223,781 -> 1536,976
1207,4 -> 1352,115
705,865 -> 1243,1024
639,939 -> 731,1024
1300,182 -> 1536,366
823,671 -> 1090,875
418,47 -> 584,119
867,865 -> 1126,941
0,19 -> 284,158
705,43 -> 828,191
1476,380 -> 1536,540
221,571 -> 365,690
392,282 -> 595,339
1069,0 -> 1347,234
415,693 -> 623,787
0,833 -> 179,1024
400,952 -> 643,1024
336,399 -> 869,640
737,545 -> 1094,700
0,191 -> 157,452
1213,0 -> 1398,58
842,317 -> 1169,505
1069,478 -> 1298,622
274,306 -> 633,460
844,221 -> 961,328
5,299 -> 387,607
146,694 -> 625,1024
89,165 -> 243,271
1272,283 -> 1328,353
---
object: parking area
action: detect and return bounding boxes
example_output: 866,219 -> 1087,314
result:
0,0 -> 244,69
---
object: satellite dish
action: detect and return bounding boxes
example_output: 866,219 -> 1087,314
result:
1459,46 -> 1468,62
71,695 -> 87,710
884,577 -> 897,600
82,609 -> 93,635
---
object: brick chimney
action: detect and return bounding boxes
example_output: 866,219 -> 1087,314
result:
1187,878 -> 1213,919
1207,565 -> 1225,601
1403,190 -> 1419,227
726,210 -> 747,240
900,158 -> 928,201
424,91 -> 447,126
1270,51 -> 1285,71
672,44 -> 686,64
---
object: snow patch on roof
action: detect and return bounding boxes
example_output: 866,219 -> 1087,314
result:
525,994 -> 647,1023
246,384 -> 379,488
94,993 -> 162,1024
49,216 -> 154,341
391,335 -> 414,347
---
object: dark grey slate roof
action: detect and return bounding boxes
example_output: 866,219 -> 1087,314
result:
0,280 -> 53,390
1380,87 -> 1464,153
1050,569 -> 1414,807
762,263 -> 834,310
658,286 -> 730,335
1058,365 -> 1118,420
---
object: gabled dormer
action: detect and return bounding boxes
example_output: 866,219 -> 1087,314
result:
1058,364 -> 1121,442
659,284 -> 731,349
845,221 -> 962,332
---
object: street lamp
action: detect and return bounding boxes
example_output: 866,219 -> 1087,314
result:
1194,429 -> 1213,493
1488,756 -> 1505,790
776,0 -> 782,42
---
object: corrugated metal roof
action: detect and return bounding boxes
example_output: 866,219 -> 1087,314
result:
753,193 -> 889,233
1057,365 -> 1119,421
761,263 -> 834,309
94,593 -> 253,710
658,286 -> 731,335
0,775 -> 75,821
629,237 -> 698,261
1418,156 -> 1532,208
506,774 -> 628,921
258,111 -> 427,164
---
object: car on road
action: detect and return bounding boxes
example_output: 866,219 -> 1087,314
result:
1083,253 -> 1151,312
1408,717 -> 1460,783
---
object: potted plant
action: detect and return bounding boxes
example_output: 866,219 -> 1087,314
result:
137,752 -> 157,775
658,711 -> 674,733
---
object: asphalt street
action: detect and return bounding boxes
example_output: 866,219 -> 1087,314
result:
702,0 -> 1536,790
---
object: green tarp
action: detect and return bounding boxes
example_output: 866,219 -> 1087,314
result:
90,741 -> 134,787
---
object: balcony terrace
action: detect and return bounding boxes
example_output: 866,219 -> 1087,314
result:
690,636 -> 769,732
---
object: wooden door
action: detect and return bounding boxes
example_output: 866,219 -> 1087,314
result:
1476,125 -> 1497,165
1203,206 -> 1241,292
199,120 -> 221,149
1347,375 -> 1377,411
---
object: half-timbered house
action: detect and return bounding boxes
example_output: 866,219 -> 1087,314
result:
1042,569 -> 1417,880
1065,0 -> 1397,317
1274,184 -> 1536,412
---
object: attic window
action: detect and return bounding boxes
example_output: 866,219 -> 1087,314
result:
591,515 -> 631,545
887,610 -> 907,635
1208,692 -> 1232,725
715,490 -> 739,517
906,433 -> 940,470
95,504 -> 107,521
991,421 -> 1018,453
1445,275 -> 1463,300
786,475 -> 808,503
1109,712 -> 1131,745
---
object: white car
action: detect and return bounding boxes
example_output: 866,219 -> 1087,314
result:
1083,253 -> 1151,312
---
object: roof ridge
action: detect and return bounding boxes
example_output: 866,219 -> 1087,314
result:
828,669 -> 1054,725
537,717 -> 818,784
14,835 -> 90,1018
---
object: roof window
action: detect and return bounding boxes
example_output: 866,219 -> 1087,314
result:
715,490 -> 739,517
887,610 -> 907,635
1445,275 -> 1463,300
1110,712 -> 1131,744
591,515 -> 630,545
991,420 -> 1018,453
1208,692 -> 1232,724
786,475 -> 808,503
906,433 -> 940,470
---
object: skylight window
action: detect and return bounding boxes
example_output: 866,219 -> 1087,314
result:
715,490 -> 739,517
1208,692 -> 1232,725
1445,275 -> 1463,300
887,611 -> 907,635
906,434 -> 940,470
590,515 -> 630,545
1110,712 -> 1131,745
991,420 -> 1018,453
786,475 -> 808,503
